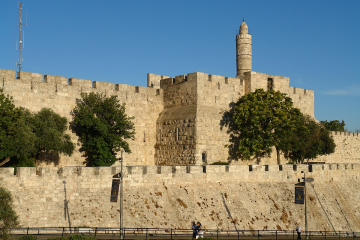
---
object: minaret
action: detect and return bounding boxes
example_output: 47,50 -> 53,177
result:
236,19 -> 252,79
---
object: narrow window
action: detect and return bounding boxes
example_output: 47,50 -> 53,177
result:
176,128 -> 179,141
267,78 -> 274,91
202,152 -> 207,165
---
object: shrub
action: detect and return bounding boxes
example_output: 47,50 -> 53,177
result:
210,161 -> 229,165
0,187 -> 20,240
18,235 -> 39,240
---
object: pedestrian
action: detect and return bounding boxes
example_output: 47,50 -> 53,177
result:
196,222 -> 203,239
191,221 -> 197,239
296,225 -> 302,239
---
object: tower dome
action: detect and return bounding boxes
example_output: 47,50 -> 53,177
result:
240,20 -> 248,34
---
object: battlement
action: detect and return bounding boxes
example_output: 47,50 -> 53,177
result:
332,131 -> 359,137
0,69 -> 162,97
159,72 -> 243,89
288,86 -> 314,96
1,163 -> 358,183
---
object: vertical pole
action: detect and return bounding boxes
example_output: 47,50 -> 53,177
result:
120,150 -> 124,239
17,2 -> 22,79
304,172 -> 308,240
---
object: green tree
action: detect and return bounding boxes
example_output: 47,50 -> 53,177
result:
224,89 -> 301,164
320,120 -> 345,132
1,89 -> 74,167
0,89 -> 36,167
28,108 -> 75,161
0,187 -> 20,240
285,115 -> 336,163
70,92 -> 135,166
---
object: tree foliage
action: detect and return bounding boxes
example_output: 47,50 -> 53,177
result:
0,187 -> 20,240
0,89 -> 75,167
224,89 -> 299,164
320,120 -> 345,132
223,89 -> 336,164
285,115 -> 336,163
0,89 -> 36,166
28,108 -> 75,160
71,92 -> 135,166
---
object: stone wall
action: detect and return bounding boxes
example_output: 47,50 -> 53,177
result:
155,74 -> 197,165
1,68 -> 356,166
1,164 -> 360,232
317,132 -> 360,163
196,73 -> 244,165
0,69 -> 163,167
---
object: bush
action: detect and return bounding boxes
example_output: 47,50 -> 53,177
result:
47,235 -> 96,240
67,235 -> 96,240
0,187 -> 20,240
210,161 -> 229,165
18,235 -> 39,240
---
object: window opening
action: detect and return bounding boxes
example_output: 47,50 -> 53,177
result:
267,78 -> 274,91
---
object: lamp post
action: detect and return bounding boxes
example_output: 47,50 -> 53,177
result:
119,150 -> 124,240
301,171 -> 308,240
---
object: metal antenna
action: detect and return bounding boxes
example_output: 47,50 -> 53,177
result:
17,2 -> 24,79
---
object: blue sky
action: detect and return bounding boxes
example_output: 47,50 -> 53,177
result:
0,0 -> 359,132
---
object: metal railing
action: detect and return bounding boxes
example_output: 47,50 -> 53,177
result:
11,227 -> 360,239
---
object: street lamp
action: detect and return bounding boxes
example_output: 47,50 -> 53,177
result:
119,150 -> 124,240
301,171 -> 308,239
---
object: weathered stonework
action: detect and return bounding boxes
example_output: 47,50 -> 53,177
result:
1,164 -> 360,231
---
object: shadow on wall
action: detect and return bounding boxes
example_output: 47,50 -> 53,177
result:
219,102 -> 261,165
37,152 -> 60,166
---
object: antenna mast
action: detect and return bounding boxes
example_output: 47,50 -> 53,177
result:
17,2 -> 23,79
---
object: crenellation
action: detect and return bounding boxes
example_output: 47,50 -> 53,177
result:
0,167 -> 15,176
68,77 -> 92,88
92,81 -> 115,94
18,71 -> 43,83
16,167 -> 37,178
44,75 -> 68,86
147,73 -> 171,89
0,69 -> 16,82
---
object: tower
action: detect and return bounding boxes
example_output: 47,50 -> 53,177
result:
236,20 -> 252,79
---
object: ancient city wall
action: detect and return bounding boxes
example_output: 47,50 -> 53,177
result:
0,69 -> 164,166
317,131 -> 360,164
155,74 -> 198,165
196,73 -> 244,165
1,164 -> 360,231
1,68 -> 356,167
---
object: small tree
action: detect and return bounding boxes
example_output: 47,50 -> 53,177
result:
0,89 -> 36,167
285,115 -> 336,163
71,92 -> 135,166
28,108 -> 75,161
320,120 -> 345,132
225,89 -> 301,164
0,187 -> 20,240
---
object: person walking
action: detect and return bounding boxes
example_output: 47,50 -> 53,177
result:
191,221 -> 197,239
296,225 -> 302,239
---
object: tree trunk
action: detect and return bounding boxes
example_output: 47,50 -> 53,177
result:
0,157 -> 10,167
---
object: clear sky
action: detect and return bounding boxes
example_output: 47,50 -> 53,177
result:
0,0 -> 359,132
